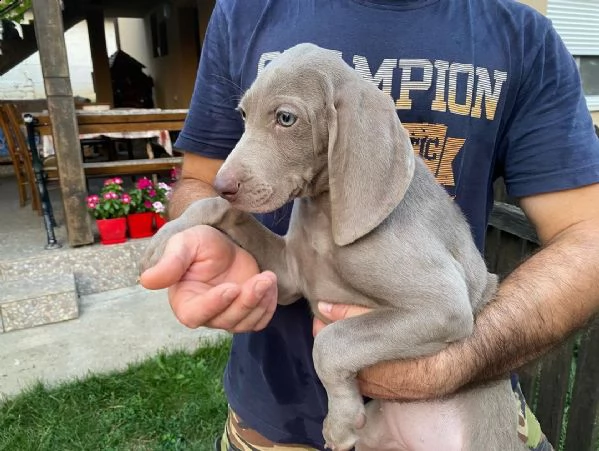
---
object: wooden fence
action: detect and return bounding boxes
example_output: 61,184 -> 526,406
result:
485,201 -> 599,451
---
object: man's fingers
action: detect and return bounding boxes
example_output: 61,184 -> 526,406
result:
317,302 -> 372,322
313,302 -> 372,335
313,318 -> 327,336
209,272 -> 277,331
229,272 -> 278,332
140,232 -> 197,290
169,282 -> 240,328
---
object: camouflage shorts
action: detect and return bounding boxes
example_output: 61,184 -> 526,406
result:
217,408 -> 319,451
218,386 -> 554,451
513,383 -> 554,451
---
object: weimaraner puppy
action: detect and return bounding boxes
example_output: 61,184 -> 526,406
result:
141,43 -> 528,451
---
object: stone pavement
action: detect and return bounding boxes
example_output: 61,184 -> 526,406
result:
0,284 -> 227,399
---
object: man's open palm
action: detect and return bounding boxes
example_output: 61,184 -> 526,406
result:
140,225 -> 278,332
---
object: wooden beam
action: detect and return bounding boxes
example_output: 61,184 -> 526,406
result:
86,7 -> 114,106
36,120 -> 185,136
34,111 -> 188,126
488,202 -> 540,244
31,0 -> 93,246
197,0 -> 216,46
564,316 -> 599,451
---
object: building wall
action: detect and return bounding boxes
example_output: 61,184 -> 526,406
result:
519,0 -> 547,14
117,18 -> 154,79
145,0 -> 214,109
0,18 -> 118,101
0,17 -> 155,103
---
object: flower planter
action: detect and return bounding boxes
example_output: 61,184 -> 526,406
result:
154,213 -> 167,230
96,217 -> 127,245
127,212 -> 155,238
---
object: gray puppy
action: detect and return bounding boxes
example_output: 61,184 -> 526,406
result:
141,43 -> 528,451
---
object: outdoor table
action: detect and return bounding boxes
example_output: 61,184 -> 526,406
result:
29,108 -> 188,158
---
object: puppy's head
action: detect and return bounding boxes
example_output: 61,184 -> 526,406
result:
214,43 -> 415,246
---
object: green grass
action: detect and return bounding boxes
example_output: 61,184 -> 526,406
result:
0,338 -> 231,451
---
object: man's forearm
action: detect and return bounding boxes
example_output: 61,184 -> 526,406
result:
168,178 -> 218,219
358,220 -> 599,400
461,220 -> 599,382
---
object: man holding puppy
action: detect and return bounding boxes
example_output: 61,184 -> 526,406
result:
140,0 -> 599,449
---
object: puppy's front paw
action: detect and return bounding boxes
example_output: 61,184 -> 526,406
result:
139,197 -> 231,274
323,402 -> 366,451
139,219 -> 186,273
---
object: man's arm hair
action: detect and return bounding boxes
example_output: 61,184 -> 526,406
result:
458,218 -> 599,384
460,183 -> 599,382
167,153 -> 224,219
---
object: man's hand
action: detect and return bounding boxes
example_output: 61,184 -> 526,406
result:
140,225 -> 278,333
313,302 -> 463,401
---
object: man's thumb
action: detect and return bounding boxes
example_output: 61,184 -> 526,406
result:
317,302 -> 371,322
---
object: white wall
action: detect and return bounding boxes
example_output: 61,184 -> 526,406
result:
0,18 -> 150,101
117,18 -> 154,79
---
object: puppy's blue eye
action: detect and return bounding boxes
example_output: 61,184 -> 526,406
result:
276,111 -> 297,127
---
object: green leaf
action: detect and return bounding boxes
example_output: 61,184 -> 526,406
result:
0,0 -> 32,22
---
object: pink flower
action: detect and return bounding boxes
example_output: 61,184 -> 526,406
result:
87,201 -> 97,209
137,177 -> 153,190
113,177 -> 123,184
144,200 -> 153,209
121,194 -> 131,204
103,178 -> 114,186
148,189 -> 157,198
103,192 -> 112,200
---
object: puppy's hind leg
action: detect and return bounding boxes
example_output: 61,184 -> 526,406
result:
313,305 -> 469,451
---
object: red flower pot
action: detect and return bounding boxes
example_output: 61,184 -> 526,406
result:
96,217 -> 127,245
154,213 -> 167,230
127,212 -> 155,238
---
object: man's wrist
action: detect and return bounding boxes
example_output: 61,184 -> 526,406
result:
168,178 -> 218,219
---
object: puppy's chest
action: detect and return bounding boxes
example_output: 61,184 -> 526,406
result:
287,201 -> 370,311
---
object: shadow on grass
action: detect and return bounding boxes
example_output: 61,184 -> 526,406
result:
0,337 -> 231,450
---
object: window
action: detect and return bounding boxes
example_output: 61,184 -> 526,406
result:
579,57 -> 599,96
547,0 -> 599,111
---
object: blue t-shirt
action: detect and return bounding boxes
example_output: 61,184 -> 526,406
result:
175,0 -> 599,447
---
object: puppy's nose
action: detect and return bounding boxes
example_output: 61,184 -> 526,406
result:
213,174 -> 240,201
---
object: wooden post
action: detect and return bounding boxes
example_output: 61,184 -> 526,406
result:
86,7 -> 114,106
31,0 -> 93,246
197,0 -> 216,46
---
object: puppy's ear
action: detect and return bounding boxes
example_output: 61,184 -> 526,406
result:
327,81 -> 415,246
